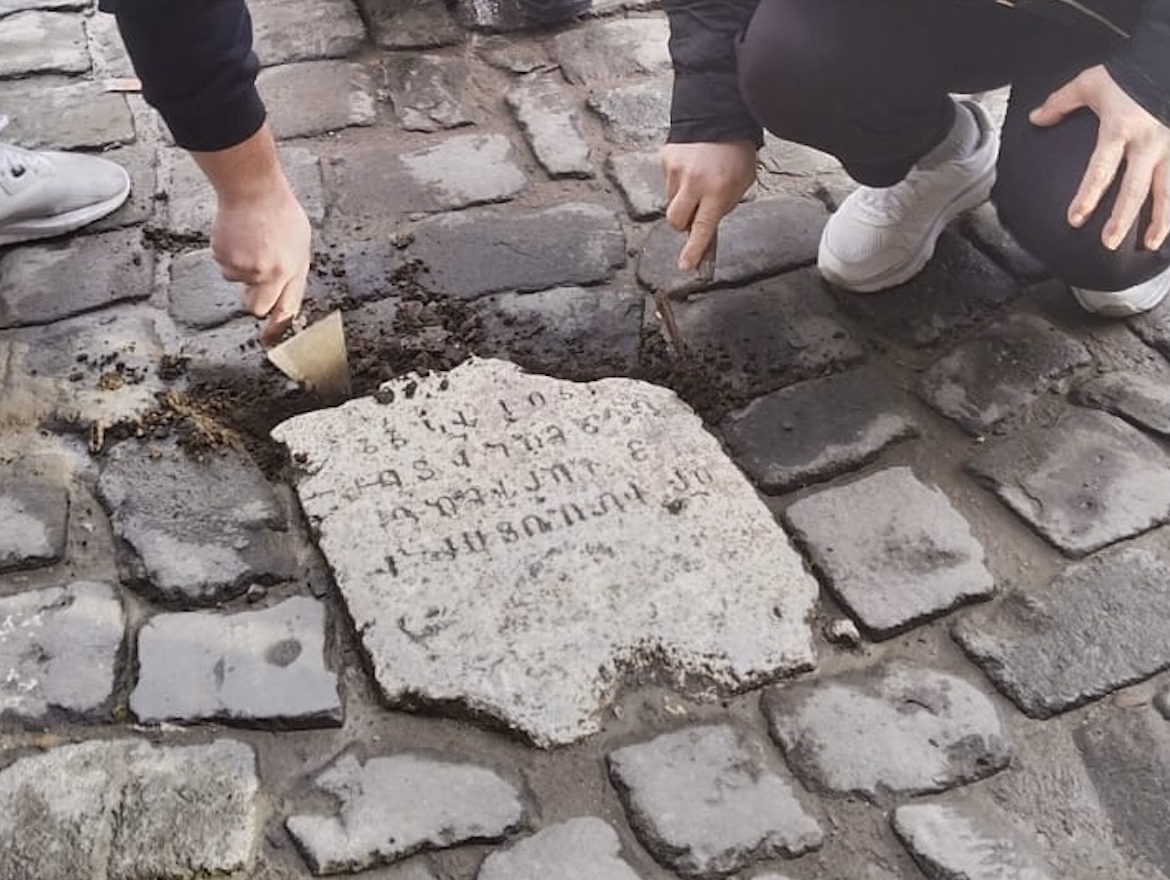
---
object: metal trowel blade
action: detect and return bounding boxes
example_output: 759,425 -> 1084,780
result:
267,310 -> 352,402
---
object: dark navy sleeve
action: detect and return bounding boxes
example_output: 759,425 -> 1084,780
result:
1106,0 -> 1170,125
660,0 -> 763,145
99,0 -> 266,152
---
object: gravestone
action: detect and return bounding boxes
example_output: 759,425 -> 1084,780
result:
272,358 -> 818,746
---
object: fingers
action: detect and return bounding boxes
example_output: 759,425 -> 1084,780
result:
260,277 -> 306,347
1146,163 -> 1170,251
1069,136 -> 1125,231
679,216 -> 718,272
1029,80 -> 1083,128
1103,149 -> 1157,250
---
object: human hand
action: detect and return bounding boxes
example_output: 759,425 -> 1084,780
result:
1030,64 -> 1170,251
211,176 -> 312,346
661,140 -> 757,271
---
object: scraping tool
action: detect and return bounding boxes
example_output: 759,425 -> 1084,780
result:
266,309 -> 352,403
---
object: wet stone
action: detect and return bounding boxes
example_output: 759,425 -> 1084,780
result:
131,596 -> 341,726
638,196 -> 828,295
953,546 -> 1170,719
967,408 -> 1170,556
259,60 -> 377,139
0,477 -> 68,571
892,802 -> 1055,880
478,818 -> 645,880
551,16 -> 672,84
837,233 -> 1019,347
168,248 -> 244,329
471,285 -> 643,378
287,752 -> 524,874
383,54 -> 479,131
96,439 -> 294,605
0,229 -> 154,329
762,662 -> 1011,803
360,0 -> 464,49
1076,708 -> 1170,874
0,739 -> 261,880
407,203 -> 626,300
918,315 -> 1090,434
250,0 -> 367,64
0,581 -> 123,721
0,80 -> 135,149
607,724 -> 823,878
0,11 -> 87,76
721,365 -> 918,494
666,269 -> 865,397
272,359 -> 819,746
1071,369 -> 1170,438
607,149 -> 665,220
589,76 -> 671,145
784,467 -> 994,638
506,74 -> 593,178
330,134 -> 527,220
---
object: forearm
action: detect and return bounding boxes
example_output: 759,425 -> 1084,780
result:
103,0 -> 266,152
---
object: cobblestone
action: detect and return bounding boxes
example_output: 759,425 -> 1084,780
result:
1071,369 -> 1170,437
259,60 -> 378,140
477,818 -> 644,880
0,476 -> 68,571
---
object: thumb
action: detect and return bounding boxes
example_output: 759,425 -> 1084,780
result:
1030,81 -> 1084,127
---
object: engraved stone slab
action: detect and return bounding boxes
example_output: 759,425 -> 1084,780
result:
953,546 -> 1170,719
0,582 -> 124,721
287,752 -> 525,874
478,818 -> 646,880
272,358 -> 819,745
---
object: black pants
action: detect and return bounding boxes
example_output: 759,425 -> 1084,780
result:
737,0 -> 1169,291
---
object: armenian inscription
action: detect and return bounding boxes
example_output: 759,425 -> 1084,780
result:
272,359 -> 818,746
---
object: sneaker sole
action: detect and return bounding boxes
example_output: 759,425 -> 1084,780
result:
818,164 -> 996,294
0,172 -> 131,247
1071,283 -> 1169,317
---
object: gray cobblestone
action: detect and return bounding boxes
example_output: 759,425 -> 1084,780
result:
383,54 -> 480,131
0,10 -> 87,76
250,0 -> 367,64
1071,369 -> 1170,437
0,79 -> 135,149
551,16 -> 672,83
784,466 -> 994,638
588,75 -> 671,145
85,144 -> 158,233
0,476 -> 68,571
967,408 -> 1170,556
506,74 -> 593,178
360,0 -> 464,49
608,724 -> 823,878
168,249 -> 244,329
478,818 -> 645,880
607,149 -> 665,219
259,60 -> 378,140
954,546 -> 1170,719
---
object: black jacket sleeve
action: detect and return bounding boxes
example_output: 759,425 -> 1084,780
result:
99,0 -> 266,152
1106,0 -> 1170,125
660,0 -> 763,145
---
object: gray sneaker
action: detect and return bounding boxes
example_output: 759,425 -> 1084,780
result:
0,117 -> 131,246
1072,263 -> 1170,317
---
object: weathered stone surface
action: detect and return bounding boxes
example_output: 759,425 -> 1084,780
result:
506,74 -> 593,178
0,307 -> 167,431
551,16 -> 671,84
763,663 -> 1010,803
96,439 -> 294,605
638,196 -> 828,296
471,285 -> 643,378
589,76 -> 671,145
360,0 -> 464,49
1157,686 -> 1170,720
721,365 -> 918,494
962,203 -> 1048,280
607,149 -> 665,220
967,408 -> 1170,556
131,597 -> 341,726
250,0 -> 367,64
407,203 -> 625,300
0,0 -> 85,13
0,739 -> 261,879
0,229 -> 154,329
759,135 -> 841,178
168,248 -> 244,329
0,11 -> 87,76
177,317 -> 276,390
478,818 -> 645,880
272,359 -> 819,745
665,269 -> 865,397
0,79 -> 135,149
953,546 -> 1170,719
0,582 -> 123,720
259,60 -> 377,139
0,477 -> 68,571
86,143 -> 158,233
85,7 -> 135,77
608,725 -> 823,877
784,467 -> 995,637
1076,709 -> 1170,875
918,315 -> 1090,434
1071,369 -> 1170,438
383,54 -> 479,131
892,802 -> 1055,880
836,233 -> 1019,347
287,752 -> 525,874
329,134 -> 527,220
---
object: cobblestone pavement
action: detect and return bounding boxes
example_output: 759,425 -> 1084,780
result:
3,1 -> 1170,878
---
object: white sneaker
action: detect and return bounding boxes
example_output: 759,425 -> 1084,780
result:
1071,264 -> 1170,317
0,116 -> 131,247
818,100 -> 999,292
